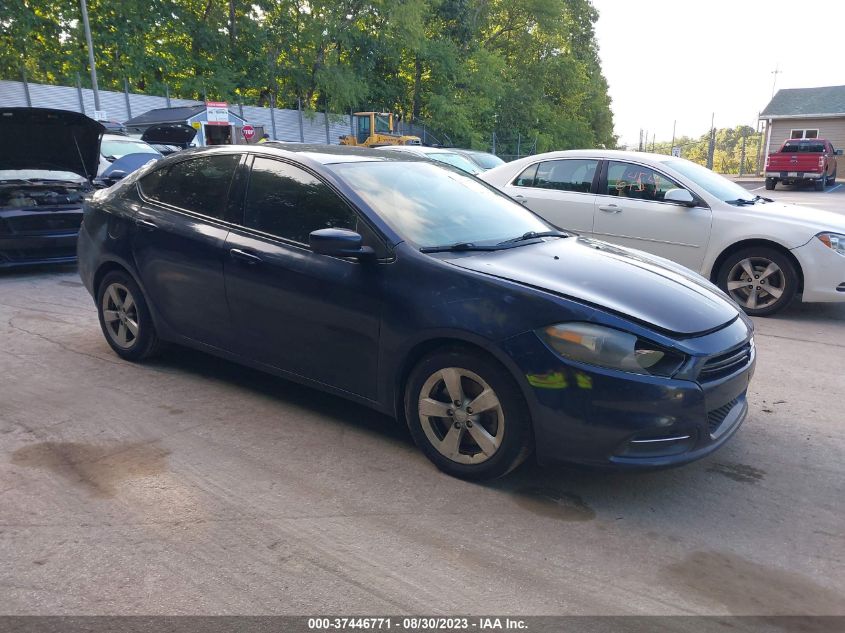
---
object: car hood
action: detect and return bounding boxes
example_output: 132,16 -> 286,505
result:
141,123 -> 197,148
722,201 -> 845,247
0,108 -> 104,180
447,237 -> 740,336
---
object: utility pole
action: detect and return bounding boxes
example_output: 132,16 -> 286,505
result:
706,112 -> 716,170
79,0 -> 101,111
771,63 -> 782,99
670,120 -> 676,155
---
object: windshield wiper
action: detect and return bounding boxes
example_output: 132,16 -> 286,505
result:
725,198 -> 757,206
420,241 -> 498,253
753,195 -> 773,203
497,230 -> 569,246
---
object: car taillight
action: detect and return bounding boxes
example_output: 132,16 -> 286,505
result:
765,156 -> 770,169
819,155 -> 825,169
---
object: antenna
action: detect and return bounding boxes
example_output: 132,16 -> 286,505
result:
771,64 -> 782,99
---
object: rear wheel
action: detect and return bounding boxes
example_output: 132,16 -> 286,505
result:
717,247 -> 798,316
814,178 -> 825,191
765,178 -> 776,190
404,348 -> 532,480
97,270 -> 160,360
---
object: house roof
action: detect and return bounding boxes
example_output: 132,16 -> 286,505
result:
761,85 -> 845,118
124,104 -> 247,126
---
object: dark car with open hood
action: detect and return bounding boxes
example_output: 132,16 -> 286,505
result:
77,144 -> 755,480
0,107 -> 104,267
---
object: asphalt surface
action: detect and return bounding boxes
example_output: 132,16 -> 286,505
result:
1,189 -> 844,615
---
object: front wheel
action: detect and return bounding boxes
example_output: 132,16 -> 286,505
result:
404,348 -> 533,480
716,247 -> 799,316
97,270 -> 161,360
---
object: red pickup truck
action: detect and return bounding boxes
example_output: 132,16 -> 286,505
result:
765,138 -> 841,191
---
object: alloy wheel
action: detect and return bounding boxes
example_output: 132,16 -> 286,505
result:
725,257 -> 785,310
101,282 -> 139,349
418,367 -> 504,464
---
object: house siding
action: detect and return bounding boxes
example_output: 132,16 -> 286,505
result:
766,116 -> 845,155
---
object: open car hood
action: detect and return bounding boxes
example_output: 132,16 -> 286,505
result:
0,108 -> 104,180
141,123 -> 197,148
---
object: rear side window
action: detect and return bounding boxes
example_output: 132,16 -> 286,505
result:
514,163 -> 538,187
139,154 -> 239,219
243,157 -> 357,244
534,159 -> 598,193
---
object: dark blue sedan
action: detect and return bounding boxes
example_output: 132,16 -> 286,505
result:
77,144 -> 755,480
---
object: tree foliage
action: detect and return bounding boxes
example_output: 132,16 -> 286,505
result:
648,125 -> 763,174
1,0 -> 617,149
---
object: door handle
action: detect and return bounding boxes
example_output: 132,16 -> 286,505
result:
134,218 -> 157,231
599,204 -> 621,213
229,248 -> 262,265
513,194 -> 528,204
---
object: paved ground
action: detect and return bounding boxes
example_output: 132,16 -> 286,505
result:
1,247 -> 844,614
736,178 -> 845,213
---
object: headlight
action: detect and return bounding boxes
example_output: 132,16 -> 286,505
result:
537,323 -> 686,377
817,233 -> 845,256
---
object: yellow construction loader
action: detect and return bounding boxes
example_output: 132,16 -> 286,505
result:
339,112 -> 421,147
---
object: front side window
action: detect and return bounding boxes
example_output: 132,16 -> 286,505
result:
243,157 -> 357,244
534,159 -> 598,193
605,161 -> 683,202
139,154 -> 239,219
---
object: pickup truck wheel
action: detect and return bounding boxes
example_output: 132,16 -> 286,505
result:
717,248 -> 798,317
827,170 -> 836,185
765,178 -> 776,190
814,179 -> 825,191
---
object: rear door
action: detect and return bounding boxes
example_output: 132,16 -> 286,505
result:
592,160 -> 712,271
223,155 -> 383,400
500,158 -> 599,234
132,153 -> 241,348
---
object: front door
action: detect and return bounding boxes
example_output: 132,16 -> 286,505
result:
592,160 -> 712,271
223,155 -> 383,400
131,153 -> 241,348
501,158 -> 599,234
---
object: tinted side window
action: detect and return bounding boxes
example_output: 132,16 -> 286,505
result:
605,161 -> 683,202
141,154 -> 239,219
244,157 -> 357,244
514,163 -> 538,187
533,159 -> 598,193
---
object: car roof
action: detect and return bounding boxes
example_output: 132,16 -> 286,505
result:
262,142 -> 427,164
513,149 -> 682,162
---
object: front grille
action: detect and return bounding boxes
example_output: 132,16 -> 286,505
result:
699,342 -> 752,381
6,214 -> 82,234
708,398 -> 739,435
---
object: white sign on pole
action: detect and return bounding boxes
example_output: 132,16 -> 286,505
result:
671,146 -> 681,158
93,110 -> 108,121
206,101 -> 229,126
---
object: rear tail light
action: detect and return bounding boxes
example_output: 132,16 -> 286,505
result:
765,156 -> 770,169
819,155 -> 825,170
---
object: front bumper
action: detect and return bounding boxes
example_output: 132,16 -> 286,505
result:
791,236 -> 845,302
501,324 -> 755,468
0,206 -> 83,268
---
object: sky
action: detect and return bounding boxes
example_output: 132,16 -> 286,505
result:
591,0 -> 845,147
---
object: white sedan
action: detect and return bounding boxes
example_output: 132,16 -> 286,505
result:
480,150 -> 845,315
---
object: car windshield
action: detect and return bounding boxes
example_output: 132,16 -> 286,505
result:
426,152 -> 484,175
101,138 -> 161,159
329,161 -> 550,248
467,151 -> 505,169
661,158 -> 755,203
0,169 -> 86,183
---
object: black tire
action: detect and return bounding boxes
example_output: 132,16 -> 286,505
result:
814,178 -> 824,191
765,178 -> 776,190
828,170 -> 836,185
96,270 -> 161,360
404,347 -> 533,480
716,247 -> 799,317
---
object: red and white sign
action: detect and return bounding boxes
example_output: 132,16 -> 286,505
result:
205,101 -> 229,126
241,124 -> 256,141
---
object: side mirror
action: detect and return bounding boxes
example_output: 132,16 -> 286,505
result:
664,188 -> 696,207
105,170 -> 128,185
309,228 -> 375,260
835,149 -> 843,156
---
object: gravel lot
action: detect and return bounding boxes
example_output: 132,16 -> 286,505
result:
1,185 -> 843,615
